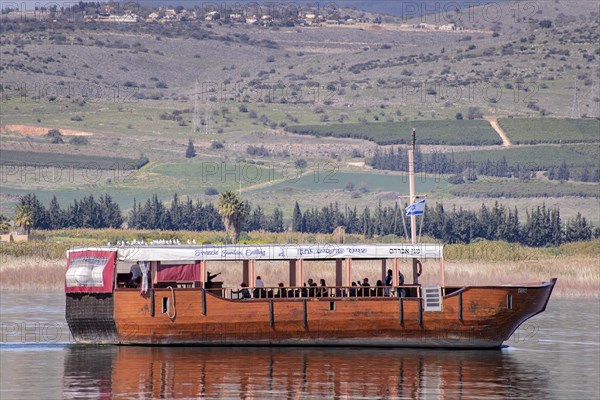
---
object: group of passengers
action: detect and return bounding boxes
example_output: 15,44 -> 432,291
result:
238,277 -> 330,299
237,269 -> 406,300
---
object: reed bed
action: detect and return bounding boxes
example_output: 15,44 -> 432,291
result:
1,233 -> 598,298
2,256 -> 598,298
0,256 -> 65,292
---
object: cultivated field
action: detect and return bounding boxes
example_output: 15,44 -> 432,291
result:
286,120 -> 501,145
498,118 -> 600,144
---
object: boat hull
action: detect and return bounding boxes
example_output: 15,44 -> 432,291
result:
66,279 -> 556,348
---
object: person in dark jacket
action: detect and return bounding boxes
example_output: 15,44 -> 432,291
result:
360,278 -> 371,297
276,282 -> 287,298
349,282 -> 358,297
307,278 -> 317,297
318,279 -> 328,297
240,283 -> 251,299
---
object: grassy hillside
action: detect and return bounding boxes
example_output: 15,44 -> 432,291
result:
1,0 -> 599,225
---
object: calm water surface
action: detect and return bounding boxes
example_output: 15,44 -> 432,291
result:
1,293 -> 598,399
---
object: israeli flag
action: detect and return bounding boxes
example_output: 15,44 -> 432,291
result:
405,198 -> 426,216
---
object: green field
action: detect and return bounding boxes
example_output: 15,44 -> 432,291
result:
286,120 -> 501,145
450,180 -> 600,198
150,161 -> 284,190
0,150 -> 148,170
451,145 -> 598,170
254,171 -> 443,194
498,118 -> 600,144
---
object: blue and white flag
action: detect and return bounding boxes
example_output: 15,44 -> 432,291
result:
405,198 -> 426,216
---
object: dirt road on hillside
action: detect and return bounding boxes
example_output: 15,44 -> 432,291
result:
484,116 -> 512,146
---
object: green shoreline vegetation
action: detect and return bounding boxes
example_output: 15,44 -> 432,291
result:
1,230 -> 598,298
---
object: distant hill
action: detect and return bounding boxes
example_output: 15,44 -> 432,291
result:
321,0 -> 507,17
136,0 -> 508,17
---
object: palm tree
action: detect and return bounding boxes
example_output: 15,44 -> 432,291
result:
0,214 -> 10,234
14,205 -> 33,235
216,191 -> 247,244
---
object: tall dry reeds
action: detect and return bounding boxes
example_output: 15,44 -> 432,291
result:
1,233 -> 598,298
0,256 -> 64,292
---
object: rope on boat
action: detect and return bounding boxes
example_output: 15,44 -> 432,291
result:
166,286 -> 176,320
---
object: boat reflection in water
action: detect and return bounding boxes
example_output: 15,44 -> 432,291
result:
63,345 -> 548,399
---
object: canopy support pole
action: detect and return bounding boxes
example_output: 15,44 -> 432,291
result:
345,258 -> 352,287
289,260 -> 297,287
243,260 -> 256,287
440,257 -> 445,295
335,259 -> 343,287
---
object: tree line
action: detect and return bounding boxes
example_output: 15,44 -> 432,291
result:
17,193 -> 123,230
368,146 -> 600,182
8,193 -> 598,246
128,193 -> 284,234
291,200 -> 596,246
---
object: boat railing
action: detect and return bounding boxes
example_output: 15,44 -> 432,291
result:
226,285 -> 421,300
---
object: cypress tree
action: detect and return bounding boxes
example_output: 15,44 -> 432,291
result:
565,213 -> 592,242
580,167 -> 590,182
593,168 -> 600,183
247,205 -> 266,231
269,207 -> 285,233
549,208 -> 562,246
185,139 -> 196,158
48,196 -> 65,229
169,194 -> 183,230
99,194 -> 123,228
129,198 -> 140,229
292,201 -> 303,232
362,206 -> 371,238
548,165 -> 556,180
557,160 -> 570,181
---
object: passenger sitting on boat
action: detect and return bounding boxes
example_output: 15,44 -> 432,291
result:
240,283 -> 251,299
256,276 -> 265,288
307,279 -> 317,297
375,280 -> 384,297
398,271 -> 406,298
384,269 -> 393,296
300,283 -> 308,298
254,276 -> 266,298
129,263 -> 142,287
318,279 -> 328,297
349,282 -> 358,297
361,278 -> 371,297
276,282 -> 287,298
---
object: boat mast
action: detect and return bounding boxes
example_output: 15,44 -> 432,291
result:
408,128 -> 417,244
408,128 -> 419,284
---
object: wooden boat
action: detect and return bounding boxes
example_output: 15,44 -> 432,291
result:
64,130 -> 556,348
65,243 -> 556,348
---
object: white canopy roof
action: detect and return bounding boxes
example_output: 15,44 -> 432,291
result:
68,243 -> 444,262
